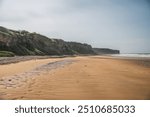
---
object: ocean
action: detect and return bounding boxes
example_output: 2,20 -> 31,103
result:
112,53 -> 150,58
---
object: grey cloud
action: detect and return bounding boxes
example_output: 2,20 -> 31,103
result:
0,0 -> 149,53
0,0 -> 3,7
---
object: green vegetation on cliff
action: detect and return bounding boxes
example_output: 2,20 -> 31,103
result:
0,26 -> 119,57
0,51 -> 15,57
93,48 -> 120,54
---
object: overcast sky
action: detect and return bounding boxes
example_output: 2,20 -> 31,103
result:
0,0 -> 150,53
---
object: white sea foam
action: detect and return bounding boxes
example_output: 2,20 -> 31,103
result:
112,54 -> 150,58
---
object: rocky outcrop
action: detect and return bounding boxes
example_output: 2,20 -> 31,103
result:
0,26 -> 95,56
0,26 -> 120,56
67,42 -> 95,55
93,48 -> 120,54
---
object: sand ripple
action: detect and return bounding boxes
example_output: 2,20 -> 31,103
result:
0,59 -> 75,89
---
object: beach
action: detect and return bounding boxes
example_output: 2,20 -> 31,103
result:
0,56 -> 150,100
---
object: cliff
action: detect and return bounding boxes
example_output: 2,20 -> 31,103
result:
0,26 -> 120,57
93,48 -> 120,54
0,26 -> 95,56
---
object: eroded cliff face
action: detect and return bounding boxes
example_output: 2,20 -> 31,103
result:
0,26 -> 120,56
67,42 -> 95,55
0,26 -> 95,56
93,48 -> 120,54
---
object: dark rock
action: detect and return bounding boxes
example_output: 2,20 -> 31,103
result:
0,26 -> 120,56
67,42 -> 95,55
0,26 -> 95,56
93,48 -> 120,54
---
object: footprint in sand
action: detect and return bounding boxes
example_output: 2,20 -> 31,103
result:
28,89 -> 33,92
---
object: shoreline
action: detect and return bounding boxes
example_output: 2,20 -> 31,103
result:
0,55 -> 150,65
0,55 -> 76,65
90,55 -> 150,68
0,56 -> 150,100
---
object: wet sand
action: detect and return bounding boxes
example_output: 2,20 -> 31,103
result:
0,56 -> 150,100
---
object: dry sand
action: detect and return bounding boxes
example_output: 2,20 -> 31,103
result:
0,56 -> 150,100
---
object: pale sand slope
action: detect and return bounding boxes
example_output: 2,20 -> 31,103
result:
0,56 -> 150,100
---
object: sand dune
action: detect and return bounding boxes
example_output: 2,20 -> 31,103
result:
0,56 -> 150,100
